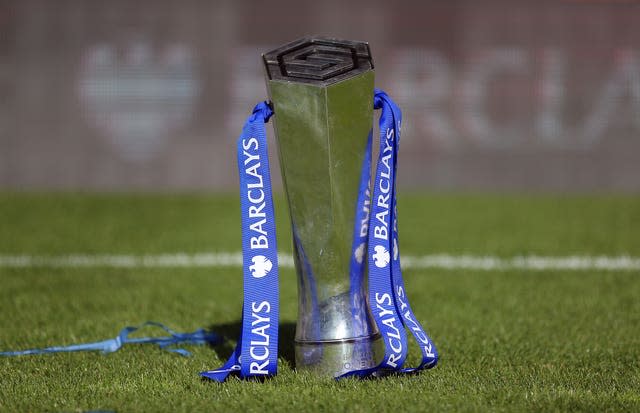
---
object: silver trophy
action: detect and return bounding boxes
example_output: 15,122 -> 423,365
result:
262,37 -> 383,377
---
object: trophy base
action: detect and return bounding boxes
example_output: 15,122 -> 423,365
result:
294,333 -> 384,377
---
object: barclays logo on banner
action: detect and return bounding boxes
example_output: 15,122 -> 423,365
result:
373,245 -> 390,268
250,255 -> 273,278
77,40 -> 200,161
354,242 -> 366,264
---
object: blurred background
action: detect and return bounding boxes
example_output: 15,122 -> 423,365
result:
1,0 -> 639,192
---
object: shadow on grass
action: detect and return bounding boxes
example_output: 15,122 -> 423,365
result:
206,321 -> 296,368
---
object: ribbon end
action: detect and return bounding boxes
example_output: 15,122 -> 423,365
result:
200,369 -> 234,382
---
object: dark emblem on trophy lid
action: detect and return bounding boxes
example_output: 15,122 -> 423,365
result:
262,36 -> 374,85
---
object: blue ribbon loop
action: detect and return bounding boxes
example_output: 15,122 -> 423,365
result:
201,101 -> 279,382
339,90 -> 438,378
0,321 -> 220,357
201,90 -> 438,382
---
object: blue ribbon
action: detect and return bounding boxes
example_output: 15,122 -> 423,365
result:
201,101 -> 279,382
0,321 -> 219,357
201,90 -> 437,382
342,90 -> 439,377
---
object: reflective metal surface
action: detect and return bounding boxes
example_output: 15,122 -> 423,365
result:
264,37 -> 383,377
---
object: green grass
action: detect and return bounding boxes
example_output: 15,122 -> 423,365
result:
1,193 -> 639,412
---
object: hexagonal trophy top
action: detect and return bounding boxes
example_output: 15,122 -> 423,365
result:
262,36 -> 374,86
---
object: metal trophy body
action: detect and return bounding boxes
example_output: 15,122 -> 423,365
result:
263,37 -> 383,377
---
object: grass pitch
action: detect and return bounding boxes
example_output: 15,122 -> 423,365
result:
0,193 -> 639,412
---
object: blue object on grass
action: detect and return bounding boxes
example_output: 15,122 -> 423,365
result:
0,321 -> 220,357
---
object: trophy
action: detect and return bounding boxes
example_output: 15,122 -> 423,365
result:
262,37 -> 383,377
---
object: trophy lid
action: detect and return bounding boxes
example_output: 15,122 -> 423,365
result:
262,36 -> 374,86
